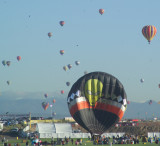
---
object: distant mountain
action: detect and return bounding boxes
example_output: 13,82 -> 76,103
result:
0,91 -> 159,119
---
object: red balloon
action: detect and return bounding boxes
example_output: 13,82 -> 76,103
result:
53,99 -> 56,103
61,90 -> 64,94
17,56 -> 21,61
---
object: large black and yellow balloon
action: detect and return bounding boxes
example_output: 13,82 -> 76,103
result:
67,72 -> 127,135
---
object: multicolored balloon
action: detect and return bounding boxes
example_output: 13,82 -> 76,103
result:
59,21 -> 65,26
6,61 -> 11,67
17,56 -> 21,61
68,64 -> 72,69
60,50 -> 64,55
48,32 -> 53,38
63,66 -> 68,71
142,25 -> 157,44
42,102 -> 49,110
67,71 -> 127,135
99,9 -> 104,15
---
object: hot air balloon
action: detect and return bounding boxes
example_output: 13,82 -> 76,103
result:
75,61 -> 80,65
142,25 -> 157,44
2,60 -> 6,66
53,99 -> 56,103
140,78 -> 144,83
99,9 -> 104,15
60,50 -> 64,55
17,56 -> 21,61
42,102 -> 49,110
158,84 -> 160,88
59,21 -> 65,26
6,61 -> 11,67
158,101 -> 160,104
48,32 -> 53,38
44,93 -> 48,98
67,71 -> 127,136
63,66 -> 68,71
149,100 -> 152,105
68,64 -> 72,69
61,90 -> 64,94
66,82 -> 70,86
7,81 -> 10,85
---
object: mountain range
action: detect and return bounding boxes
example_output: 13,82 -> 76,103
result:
0,91 -> 159,120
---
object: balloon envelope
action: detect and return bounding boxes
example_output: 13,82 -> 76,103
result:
60,50 -> 64,55
68,64 -> 72,69
142,25 -> 157,43
66,82 -> 70,86
140,78 -> 144,83
44,93 -> 48,98
17,56 -> 21,61
67,71 -> 127,135
63,66 -> 68,71
2,60 -> 6,66
42,102 -> 49,110
48,32 -> 53,38
53,99 -> 56,103
61,90 -> 64,94
75,61 -> 80,65
99,9 -> 104,15
6,61 -> 11,66
59,21 -> 65,26
7,81 -> 10,85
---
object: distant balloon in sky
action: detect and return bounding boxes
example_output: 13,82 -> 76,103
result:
67,71 -> 127,135
44,93 -> 48,98
158,84 -> 160,88
68,64 -> 72,69
48,32 -> 53,38
61,90 -> 64,94
140,78 -> 144,83
149,100 -> 152,105
142,25 -> 157,44
66,82 -> 70,86
6,61 -> 11,67
60,50 -> 64,55
63,66 -> 68,71
17,56 -> 21,61
42,102 -> 49,110
53,99 -> 56,103
75,61 -> 80,65
7,80 -> 10,85
2,60 -> 6,66
59,21 -> 65,26
99,9 -> 104,15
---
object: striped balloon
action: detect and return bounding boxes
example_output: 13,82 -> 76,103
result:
142,25 -> 157,44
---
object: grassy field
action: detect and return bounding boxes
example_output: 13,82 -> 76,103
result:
0,138 -> 158,146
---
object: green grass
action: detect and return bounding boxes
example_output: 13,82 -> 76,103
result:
0,138 -> 157,146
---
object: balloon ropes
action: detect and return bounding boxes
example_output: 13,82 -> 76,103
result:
67,71 -> 127,136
